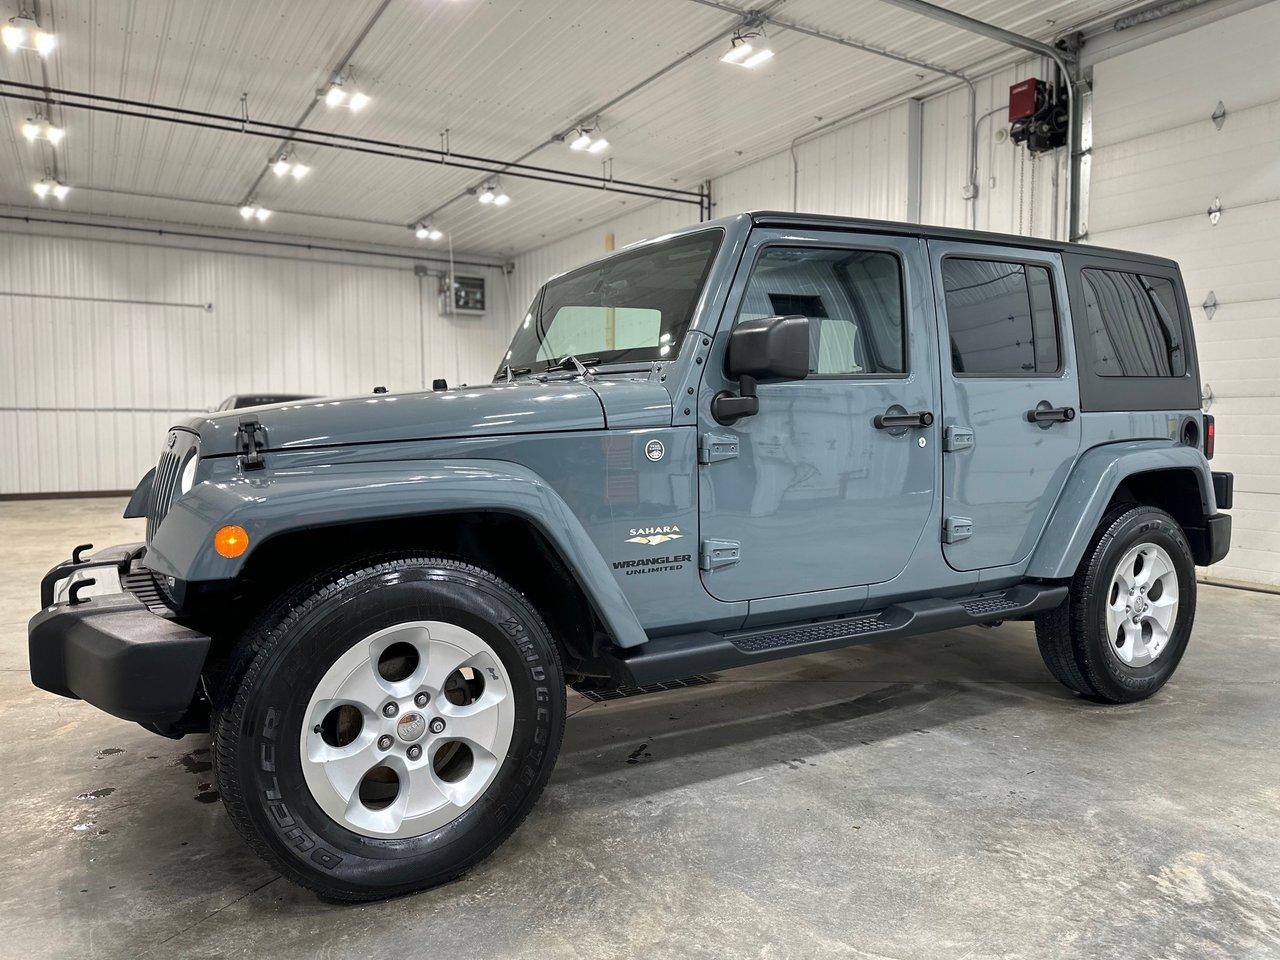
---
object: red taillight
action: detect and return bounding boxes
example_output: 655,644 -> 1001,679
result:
1204,415 -> 1215,460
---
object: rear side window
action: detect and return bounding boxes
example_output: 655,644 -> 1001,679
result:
738,247 -> 905,376
1080,269 -> 1186,377
941,258 -> 1059,375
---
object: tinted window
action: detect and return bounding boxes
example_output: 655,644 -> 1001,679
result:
501,230 -> 722,373
942,259 -> 1059,375
1081,269 -> 1186,377
738,247 -> 905,376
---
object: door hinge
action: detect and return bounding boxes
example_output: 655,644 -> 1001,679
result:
943,516 -> 973,544
698,432 -> 739,464
700,538 -> 741,571
943,425 -> 974,452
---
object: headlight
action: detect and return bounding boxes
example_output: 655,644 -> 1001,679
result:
179,452 -> 200,494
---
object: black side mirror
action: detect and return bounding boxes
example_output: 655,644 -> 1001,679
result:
712,314 -> 810,425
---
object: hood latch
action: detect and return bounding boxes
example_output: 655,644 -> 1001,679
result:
236,417 -> 267,470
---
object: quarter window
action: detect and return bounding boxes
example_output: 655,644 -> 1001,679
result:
1081,269 -> 1186,378
941,258 -> 1060,375
738,247 -> 905,376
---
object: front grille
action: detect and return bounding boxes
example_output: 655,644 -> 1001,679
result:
146,431 -> 198,542
121,565 -> 172,615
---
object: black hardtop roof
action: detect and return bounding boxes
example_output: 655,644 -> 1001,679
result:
746,211 -> 1179,270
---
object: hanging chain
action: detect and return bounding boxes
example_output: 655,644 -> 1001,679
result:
1029,152 -> 1039,237
1017,150 -> 1026,236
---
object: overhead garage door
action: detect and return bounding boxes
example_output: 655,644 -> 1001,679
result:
1087,3 -> 1280,588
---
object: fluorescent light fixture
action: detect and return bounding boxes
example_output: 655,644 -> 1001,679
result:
323,85 -> 346,107
33,177 -> 67,200
239,202 -> 271,222
21,118 -> 63,144
347,91 -> 370,111
492,192 -> 510,206
239,204 -> 255,219
569,130 -> 592,151
414,223 -> 444,241
254,206 -> 271,221
587,137 -> 609,154
741,47 -> 774,68
3,16 -> 54,56
415,225 -> 429,240
720,41 -> 753,64
477,185 -> 496,204
271,155 -> 310,179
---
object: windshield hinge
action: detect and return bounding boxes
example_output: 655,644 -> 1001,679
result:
698,433 -> 739,464
236,417 -> 267,470
700,538 -> 741,571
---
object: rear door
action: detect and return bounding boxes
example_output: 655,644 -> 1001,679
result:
697,230 -> 937,602
929,241 -> 1081,571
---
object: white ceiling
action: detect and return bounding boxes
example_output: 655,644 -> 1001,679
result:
0,0 -> 1142,259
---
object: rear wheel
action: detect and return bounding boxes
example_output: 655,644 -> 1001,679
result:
1034,505 -> 1196,703
213,555 -> 565,900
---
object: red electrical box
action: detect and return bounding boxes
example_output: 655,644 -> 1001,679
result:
1008,78 -> 1043,122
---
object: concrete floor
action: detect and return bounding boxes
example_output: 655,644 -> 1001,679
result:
2,498 -> 1279,959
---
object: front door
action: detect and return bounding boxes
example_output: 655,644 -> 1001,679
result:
928,241 -> 1082,571
698,231 -> 937,603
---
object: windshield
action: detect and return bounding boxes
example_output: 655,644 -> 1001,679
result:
499,229 -> 723,375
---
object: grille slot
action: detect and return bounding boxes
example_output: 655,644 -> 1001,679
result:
145,431 -> 197,542
121,566 -> 172,615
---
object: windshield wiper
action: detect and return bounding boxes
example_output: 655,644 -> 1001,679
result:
499,364 -> 533,382
549,355 -> 598,378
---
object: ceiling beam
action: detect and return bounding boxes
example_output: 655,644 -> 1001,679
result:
873,0 -> 1076,63
408,0 -> 791,227
236,0 -> 395,208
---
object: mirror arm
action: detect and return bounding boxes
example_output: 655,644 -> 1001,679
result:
711,373 -> 759,426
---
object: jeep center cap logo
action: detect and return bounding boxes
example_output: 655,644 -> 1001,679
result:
397,712 -> 426,742
645,439 -> 665,462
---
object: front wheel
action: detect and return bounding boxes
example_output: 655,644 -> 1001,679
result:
213,555 -> 566,901
1035,505 -> 1197,703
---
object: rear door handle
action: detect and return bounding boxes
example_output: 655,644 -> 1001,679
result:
873,409 -> 934,430
1025,403 -> 1076,424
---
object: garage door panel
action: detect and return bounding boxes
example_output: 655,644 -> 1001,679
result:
1089,98 -> 1280,234
1092,4 -> 1280,144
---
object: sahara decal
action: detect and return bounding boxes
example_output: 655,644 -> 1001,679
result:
626,524 -> 683,547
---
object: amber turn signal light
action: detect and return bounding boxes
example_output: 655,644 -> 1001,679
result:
214,524 -> 249,558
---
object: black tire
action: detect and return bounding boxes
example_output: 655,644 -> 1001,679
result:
1034,505 -> 1196,703
212,555 -> 566,901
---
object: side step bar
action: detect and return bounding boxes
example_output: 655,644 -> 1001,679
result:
619,583 -> 1068,686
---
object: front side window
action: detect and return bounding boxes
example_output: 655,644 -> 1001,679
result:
737,247 -> 906,376
942,258 -> 1060,376
501,230 -> 722,373
1081,269 -> 1186,378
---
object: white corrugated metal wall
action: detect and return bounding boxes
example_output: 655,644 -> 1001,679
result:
1087,2 -> 1280,587
0,228 -> 512,493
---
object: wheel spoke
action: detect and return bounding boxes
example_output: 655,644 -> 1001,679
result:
310,737 -> 379,803
1113,620 -> 1135,664
438,698 -> 503,750
1148,594 -> 1177,633
422,642 -> 474,699
1106,597 -> 1129,646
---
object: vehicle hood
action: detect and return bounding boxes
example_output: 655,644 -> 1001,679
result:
181,378 -> 672,456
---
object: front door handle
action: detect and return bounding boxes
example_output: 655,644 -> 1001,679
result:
1025,403 -> 1076,424
873,409 -> 934,430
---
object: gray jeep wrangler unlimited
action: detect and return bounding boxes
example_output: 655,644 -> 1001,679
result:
30,212 -> 1232,900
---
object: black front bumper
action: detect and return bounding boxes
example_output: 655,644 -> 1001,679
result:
29,547 -> 210,727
